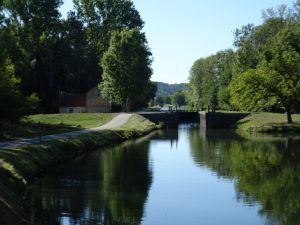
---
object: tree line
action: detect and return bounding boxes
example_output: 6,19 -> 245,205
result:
186,2 -> 300,123
0,0 -> 154,120
153,90 -> 186,108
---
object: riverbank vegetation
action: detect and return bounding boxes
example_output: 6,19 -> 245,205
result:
186,2 -> 300,123
236,112 -> 300,132
189,129 -> 300,225
0,0 -> 154,125
0,113 -> 117,140
0,114 -> 157,225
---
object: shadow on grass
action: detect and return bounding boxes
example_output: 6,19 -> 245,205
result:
0,121 -> 82,141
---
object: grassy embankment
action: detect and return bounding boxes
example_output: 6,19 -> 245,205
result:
0,113 -> 117,140
0,114 -> 158,225
236,112 -> 300,133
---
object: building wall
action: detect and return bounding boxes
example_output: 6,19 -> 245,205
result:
59,107 -> 86,113
86,86 -> 111,113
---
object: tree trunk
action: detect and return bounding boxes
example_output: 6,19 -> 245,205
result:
286,107 -> 293,123
122,98 -> 131,112
126,97 -> 131,112
122,102 -> 126,112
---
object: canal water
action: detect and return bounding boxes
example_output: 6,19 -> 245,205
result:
26,124 -> 300,225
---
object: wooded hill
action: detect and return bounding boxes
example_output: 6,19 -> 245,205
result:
155,82 -> 187,97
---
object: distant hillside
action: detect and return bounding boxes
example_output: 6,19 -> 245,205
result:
155,82 -> 187,96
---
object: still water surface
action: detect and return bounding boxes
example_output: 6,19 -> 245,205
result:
26,125 -> 300,225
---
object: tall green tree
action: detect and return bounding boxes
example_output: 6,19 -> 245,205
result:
171,90 -> 186,107
230,3 -> 300,123
155,96 -> 164,107
3,0 -> 63,112
187,49 -> 234,111
59,12 -> 91,94
100,28 -> 153,112
74,0 -> 144,52
0,58 -> 38,121
73,0 -> 144,93
230,23 -> 300,123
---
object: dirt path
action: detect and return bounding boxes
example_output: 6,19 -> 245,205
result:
0,113 -> 133,149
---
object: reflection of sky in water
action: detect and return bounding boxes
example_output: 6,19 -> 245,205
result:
142,129 -> 265,225
61,216 -> 69,225
27,127 -> 298,225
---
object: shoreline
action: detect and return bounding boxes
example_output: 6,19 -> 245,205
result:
0,115 -> 158,225
235,112 -> 300,133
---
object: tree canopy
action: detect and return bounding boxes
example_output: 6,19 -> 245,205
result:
171,90 -> 186,107
230,6 -> 300,123
100,28 -> 153,112
0,0 -> 150,118
187,49 -> 234,111
186,2 -> 300,122
0,57 -> 38,121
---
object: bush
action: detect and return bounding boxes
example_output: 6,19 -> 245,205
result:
0,59 -> 39,121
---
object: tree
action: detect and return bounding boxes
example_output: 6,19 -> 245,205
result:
134,81 -> 156,109
171,91 -> 186,108
3,0 -> 64,112
100,28 -> 153,112
186,49 -> 234,111
155,96 -> 164,107
164,96 -> 171,104
187,56 -> 216,111
0,58 -> 38,121
73,0 -> 144,92
59,12 -> 91,94
74,0 -> 144,52
230,24 -> 300,123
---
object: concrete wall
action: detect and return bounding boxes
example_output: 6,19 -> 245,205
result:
200,112 -> 249,129
139,112 -> 179,128
139,112 -> 248,129
178,112 -> 200,123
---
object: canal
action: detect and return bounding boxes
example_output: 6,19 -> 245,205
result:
26,124 -> 300,225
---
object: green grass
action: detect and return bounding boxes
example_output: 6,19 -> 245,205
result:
117,114 -> 157,130
0,113 -> 117,140
236,112 -> 300,132
0,114 -> 157,193
0,114 -> 158,224
24,113 -> 117,128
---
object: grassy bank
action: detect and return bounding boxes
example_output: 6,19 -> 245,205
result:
236,112 -> 300,133
0,113 -> 117,140
0,114 -> 157,225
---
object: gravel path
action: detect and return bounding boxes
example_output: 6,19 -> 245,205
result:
0,113 -> 133,149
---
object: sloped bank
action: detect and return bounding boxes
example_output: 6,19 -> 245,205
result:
0,115 -> 158,225
235,112 -> 300,133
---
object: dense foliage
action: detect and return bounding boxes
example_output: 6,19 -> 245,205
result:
189,130 -> 300,225
152,82 -> 187,108
155,82 -> 187,97
0,0 -> 153,117
186,2 -> 300,122
187,49 -> 234,111
171,90 -> 186,107
100,28 -> 153,112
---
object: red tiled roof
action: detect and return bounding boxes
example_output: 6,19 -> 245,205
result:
59,94 -> 86,107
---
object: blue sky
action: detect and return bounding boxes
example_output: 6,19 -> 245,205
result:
61,0 -> 295,84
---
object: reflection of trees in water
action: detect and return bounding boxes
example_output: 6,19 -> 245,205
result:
189,129 -> 300,225
26,140 -> 152,225
102,142 -> 152,225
